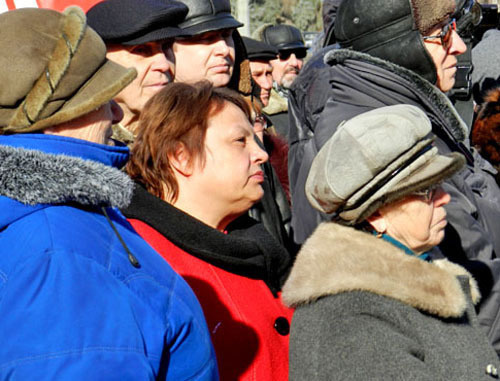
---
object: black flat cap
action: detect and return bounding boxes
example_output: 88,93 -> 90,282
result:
87,0 -> 190,45
242,37 -> 278,61
261,24 -> 306,51
177,0 -> 242,36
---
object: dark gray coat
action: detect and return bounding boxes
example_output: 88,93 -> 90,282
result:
282,223 -> 500,380
287,48 -> 500,353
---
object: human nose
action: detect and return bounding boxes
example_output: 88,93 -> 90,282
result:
214,38 -> 231,56
263,75 -> 273,90
152,48 -> 173,76
433,187 -> 451,207
251,138 -> 269,164
449,30 -> 467,55
110,100 -> 124,124
288,53 -> 300,67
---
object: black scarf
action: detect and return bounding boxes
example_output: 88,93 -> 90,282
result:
122,184 -> 292,295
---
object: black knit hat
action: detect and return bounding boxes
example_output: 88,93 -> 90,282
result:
176,0 -> 243,36
87,0 -> 190,45
242,37 -> 278,61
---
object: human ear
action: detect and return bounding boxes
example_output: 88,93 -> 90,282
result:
169,143 -> 193,177
366,211 -> 387,234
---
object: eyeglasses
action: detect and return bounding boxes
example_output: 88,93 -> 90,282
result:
278,49 -> 307,60
253,114 -> 267,134
422,18 -> 457,50
412,187 -> 438,203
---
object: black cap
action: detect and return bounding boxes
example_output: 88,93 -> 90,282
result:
87,0 -> 190,45
177,0 -> 243,36
242,36 -> 278,61
261,24 -> 306,52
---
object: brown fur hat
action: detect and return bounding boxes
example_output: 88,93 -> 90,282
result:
472,88 -> 500,165
0,7 -> 136,134
410,0 -> 456,36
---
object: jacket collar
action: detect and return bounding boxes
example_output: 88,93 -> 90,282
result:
263,88 -> 288,115
123,184 -> 292,294
0,134 -> 133,208
282,222 -> 480,318
323,49 -> 469,142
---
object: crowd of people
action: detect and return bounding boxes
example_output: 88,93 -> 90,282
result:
0,0 -> 499,379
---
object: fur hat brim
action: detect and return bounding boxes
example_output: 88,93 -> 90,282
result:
23,60 -> 136,132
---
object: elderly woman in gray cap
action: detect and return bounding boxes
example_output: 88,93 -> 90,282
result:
282,105 -> 500,380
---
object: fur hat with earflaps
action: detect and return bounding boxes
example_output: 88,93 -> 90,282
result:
334,0 -> 455,84
306,105 -> 465,226
0,7 -> 136,134
411,0 -> 456,35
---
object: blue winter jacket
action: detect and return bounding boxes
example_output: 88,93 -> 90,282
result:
0,134 -> 219,380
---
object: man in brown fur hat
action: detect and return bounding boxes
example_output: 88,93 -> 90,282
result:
287,0 -> 500,355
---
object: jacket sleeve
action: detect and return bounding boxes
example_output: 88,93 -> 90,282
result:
289,295 -> 436,381
287,63 -> 336,244
0,249 -> 160,380
440,165 -> 500,356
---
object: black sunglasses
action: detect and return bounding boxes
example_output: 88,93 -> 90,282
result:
278,49 -> 307,60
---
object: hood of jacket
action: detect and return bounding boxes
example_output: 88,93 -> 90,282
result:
282,222 -> 480,319
0,134 -> 133,229
290,48 -> 468,144
328,49 -> 468,141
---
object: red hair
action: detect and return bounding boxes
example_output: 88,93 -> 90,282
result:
126,81 -> 252,201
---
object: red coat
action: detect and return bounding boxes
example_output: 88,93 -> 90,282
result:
129,218 -> 293,381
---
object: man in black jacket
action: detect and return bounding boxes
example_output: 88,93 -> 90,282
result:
288,0 -> 500,353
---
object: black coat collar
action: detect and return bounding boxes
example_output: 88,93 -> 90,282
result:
122,184 -> 292,295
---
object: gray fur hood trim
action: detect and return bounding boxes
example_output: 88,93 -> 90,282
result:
263,88 -> 288,115
324,49 -> 468,142
282,222 -> 481,319
0,144 -> 133,208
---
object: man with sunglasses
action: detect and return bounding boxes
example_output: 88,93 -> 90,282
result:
287,0 -> 500,355
254,24 -> 307,139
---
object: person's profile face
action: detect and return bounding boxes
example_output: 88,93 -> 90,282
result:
188,101 -> 268,219
422,19 -> 467,92
106,41 -> 175,120
249,60 -> 273,106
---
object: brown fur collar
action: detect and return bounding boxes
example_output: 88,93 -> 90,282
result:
282,222 -> 480,318
263,88 -> 288,115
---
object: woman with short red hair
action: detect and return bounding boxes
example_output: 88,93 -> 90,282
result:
124,81 -> 293,381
